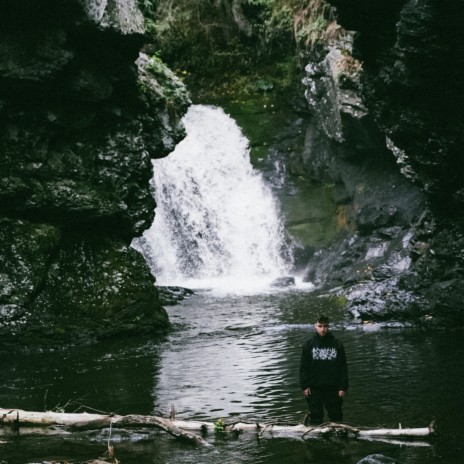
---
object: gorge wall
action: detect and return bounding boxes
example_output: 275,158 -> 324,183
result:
297,0 -> 464,324
0,0 -> 190,344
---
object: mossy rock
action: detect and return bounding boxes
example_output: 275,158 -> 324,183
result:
0,218 -> 60,306
28,237 -> 169,342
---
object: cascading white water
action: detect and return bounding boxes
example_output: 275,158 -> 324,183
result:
135,104 -> 292,293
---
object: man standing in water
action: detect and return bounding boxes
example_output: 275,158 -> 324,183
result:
299,315 -> 349,424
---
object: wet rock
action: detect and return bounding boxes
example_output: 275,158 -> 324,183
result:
328,0 -> 464,204
357,205 -> 399,233
299,29 -> 427,256
399,218 -> 464,325
69,68 -> 114,102
0,218 -> 60,306
26,237 -> 169,343
303,221 -> 434,322
346,278 -> 426,322
270,276 -> 296,288
0,29 -> 73,82
158,286 -> 195,306
81,0 -> 145,35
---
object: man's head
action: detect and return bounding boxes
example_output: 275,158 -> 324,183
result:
315,315 -> 329,337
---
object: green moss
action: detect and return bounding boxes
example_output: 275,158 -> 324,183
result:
137,0 -> 158,35
283,182 -> 340,248
28,238 -> 169,341
141,55 -> 191,113
187,55 -> 303,146
0,218 -> 61,306
148,0 -> 339,81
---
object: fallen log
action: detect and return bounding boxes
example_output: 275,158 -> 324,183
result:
0,408 -> 435,446
169,418 -> 435,444
0,408 -> 209,447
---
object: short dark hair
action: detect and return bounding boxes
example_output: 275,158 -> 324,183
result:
316,315 -> 329,324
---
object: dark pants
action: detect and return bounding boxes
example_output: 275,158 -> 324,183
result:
306,386 -> 343,424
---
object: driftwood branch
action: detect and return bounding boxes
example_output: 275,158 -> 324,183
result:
0,408 -> 435,447
170,418 -> 435,444
0,408 -> 209,447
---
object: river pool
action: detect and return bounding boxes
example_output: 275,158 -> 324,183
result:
1,288 -> 463,463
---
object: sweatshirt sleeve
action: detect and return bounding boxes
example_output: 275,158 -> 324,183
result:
299,341 -> 312,390
337,342 -> 349,391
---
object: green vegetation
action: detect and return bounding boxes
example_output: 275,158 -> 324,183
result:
291,0 -> 341,48
214,417 -> 226,434
138,53 -> 190,118
336,49 -> 363,89
137,0 -> 342,96
137,0 -> 159,35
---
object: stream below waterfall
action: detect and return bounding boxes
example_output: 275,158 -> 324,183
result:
1,290 -> 464,463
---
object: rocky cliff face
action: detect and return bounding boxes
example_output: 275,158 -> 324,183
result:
297,0 -> 464,324
0,0 -> 190,344
330,0 -> 464,203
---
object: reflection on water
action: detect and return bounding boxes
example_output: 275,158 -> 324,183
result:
1,289 -> 464,463
0,338 -> 161,417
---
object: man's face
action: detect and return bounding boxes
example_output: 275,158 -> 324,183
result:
315,322 -> 329,337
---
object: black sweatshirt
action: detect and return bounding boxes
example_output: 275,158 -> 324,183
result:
299,332 -> 349,391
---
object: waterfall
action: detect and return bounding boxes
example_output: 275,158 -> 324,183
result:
135,104 -> 292,293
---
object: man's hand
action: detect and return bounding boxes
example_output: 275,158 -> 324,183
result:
338,390 -> 346,398
303,387 -> 311,397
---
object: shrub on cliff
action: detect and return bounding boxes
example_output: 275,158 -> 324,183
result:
141,0 -> 340,76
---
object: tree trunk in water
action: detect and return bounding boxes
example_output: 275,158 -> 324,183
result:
0,408 -> 435,446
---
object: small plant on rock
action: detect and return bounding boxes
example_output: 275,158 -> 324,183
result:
214,417 -> 226,434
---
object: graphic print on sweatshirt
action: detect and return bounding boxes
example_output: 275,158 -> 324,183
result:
312,347 -> 337,360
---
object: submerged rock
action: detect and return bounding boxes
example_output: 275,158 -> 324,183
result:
158,286 -> 195,306
357,455 -> 396,464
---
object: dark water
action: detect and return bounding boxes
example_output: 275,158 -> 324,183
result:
1,288 -> 464,463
